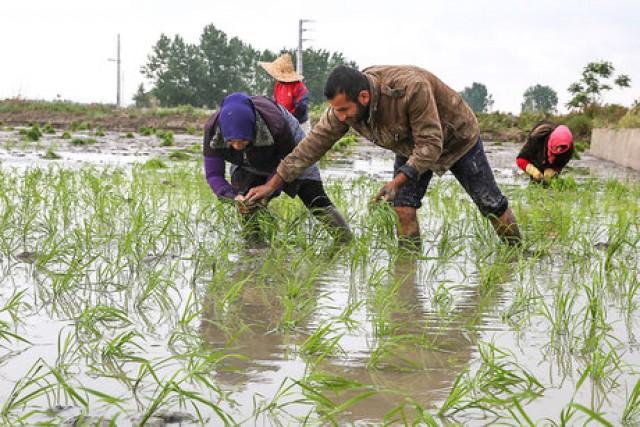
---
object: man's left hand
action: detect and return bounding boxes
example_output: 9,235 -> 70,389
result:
374,172 -> 409,202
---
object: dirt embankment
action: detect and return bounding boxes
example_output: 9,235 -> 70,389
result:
0,100 -> 211,132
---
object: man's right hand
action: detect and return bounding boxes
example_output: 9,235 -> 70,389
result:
234,194 -> 267,214
525,164 -> 543,182
246,174 -> 285,203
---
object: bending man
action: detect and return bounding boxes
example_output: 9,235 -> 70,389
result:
246,65 -> 521,246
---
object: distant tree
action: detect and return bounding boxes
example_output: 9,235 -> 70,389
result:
133,83 -> 152,108
142,34 -> 207,107
521,84 -> 558,114
460,82 -> 494,113
142,24 -> 356,108
567,60 -> 631,111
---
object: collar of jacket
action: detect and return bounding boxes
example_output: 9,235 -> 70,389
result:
364,73 -> 380,127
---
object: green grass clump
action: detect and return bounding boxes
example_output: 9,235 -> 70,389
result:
125,132 -> 135,138
142,158 -> 168,169
157,130 -> 174,146
139,126 -> 155,136
61,131 -> 72,139
24,124 -> 43,141
94,128 -> 105,137
70,137 -> 98,146
43,123 -> 56,134
70,121 -> 92,131
168,150 -> 191,161
42,147 -> 61,159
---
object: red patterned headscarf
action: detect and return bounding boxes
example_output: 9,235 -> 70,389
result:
547,125 -> 573,164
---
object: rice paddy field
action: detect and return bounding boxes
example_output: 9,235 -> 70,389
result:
0,125 -> 639,426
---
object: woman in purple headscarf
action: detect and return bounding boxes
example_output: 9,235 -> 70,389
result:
203,92 -> 351,242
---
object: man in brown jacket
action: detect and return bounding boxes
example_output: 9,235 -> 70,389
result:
246,65 -> 521,246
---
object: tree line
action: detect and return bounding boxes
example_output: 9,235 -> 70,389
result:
135,24 -> 356,109
460,60 -> 631,114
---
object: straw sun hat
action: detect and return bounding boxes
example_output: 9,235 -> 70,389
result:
258,53 -> 303,82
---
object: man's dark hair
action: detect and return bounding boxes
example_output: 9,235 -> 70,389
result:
324,65 -> 369,102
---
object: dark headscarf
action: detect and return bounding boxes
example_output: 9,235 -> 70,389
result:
218,93 -> 256,143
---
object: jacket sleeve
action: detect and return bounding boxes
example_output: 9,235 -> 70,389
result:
293,86 -> 309,122
203,155 -> 236,199
401,82 -> 443,179
276,107 -> 349,182
515,157 -> 530,171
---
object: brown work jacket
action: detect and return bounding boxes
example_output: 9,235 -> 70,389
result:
276,65 -> 480,182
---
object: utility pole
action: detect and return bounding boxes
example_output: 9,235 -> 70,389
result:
108,34 -> 122,107
297,19 -> 313,75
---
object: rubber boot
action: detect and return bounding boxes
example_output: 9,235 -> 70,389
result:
490,207 -> 521,245
313,206 -> 353,243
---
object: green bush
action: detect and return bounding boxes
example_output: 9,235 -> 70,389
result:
562,114 -> 592,140
617,107 -> 640,128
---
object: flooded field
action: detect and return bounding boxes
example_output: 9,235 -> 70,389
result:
1,126 -> 640,425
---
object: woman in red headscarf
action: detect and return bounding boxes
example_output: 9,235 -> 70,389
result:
516,121 -> 574,183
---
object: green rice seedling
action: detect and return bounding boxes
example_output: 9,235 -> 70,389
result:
158,130 -> 175,146
42,145 -> 62,160
579,341 -> 622,389
142,158 -> 168,170
125,131 -> 134,138
0,358 -> 55,423
186,126 -> 197,135
25,123 -> 42,141
94,127 -> 105,137
61,130 -> 71,139
539,283 -> 579,344
438,342 -> 544,417
70,137 -> 98,146
139,125 -> 155,136
168,150 -> 192,161
300,321 -> 345,364
383,398 -> 440,426
622,379 -> 640,425
43,122 -> 56,134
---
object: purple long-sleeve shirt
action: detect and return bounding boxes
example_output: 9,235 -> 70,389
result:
204,155 -> 236,199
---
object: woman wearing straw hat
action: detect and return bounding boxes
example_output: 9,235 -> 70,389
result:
259,53 -> 312,134
203,92 -> 351,242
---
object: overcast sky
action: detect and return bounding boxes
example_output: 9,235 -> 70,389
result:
1,0 -> 638,113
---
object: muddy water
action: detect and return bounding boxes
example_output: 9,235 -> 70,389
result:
1,126 -> 640,425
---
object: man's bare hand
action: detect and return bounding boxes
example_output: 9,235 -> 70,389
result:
245,185 -> 274,204
234,194 -> 265,215
246,174 -> 285,203
373,172 -> 409,203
